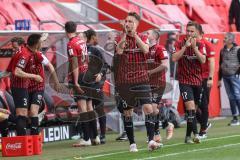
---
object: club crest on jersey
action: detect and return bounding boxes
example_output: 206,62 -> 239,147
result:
18,59 -> 26,68
38,94 -> 43,100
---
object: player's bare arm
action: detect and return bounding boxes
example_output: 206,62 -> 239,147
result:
14,67 -> 43,83
70,56 -> 84,94
148,59 -> 168,76
207,57 -> 215,87
46,62 -> 62,92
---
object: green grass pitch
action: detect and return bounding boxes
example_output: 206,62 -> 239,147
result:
1,117 -> 240,160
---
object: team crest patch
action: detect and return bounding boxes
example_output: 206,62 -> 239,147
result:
18,59 -> 26,68
38,94 -> 43,100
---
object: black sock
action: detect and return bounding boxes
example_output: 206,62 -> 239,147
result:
162,120 -> 168,129
82,121 -> 90,141
196,109 -> 202,125
201,107 -> 209,130
145,114 -> 155,142
233,116 -> 238,120
0,119 -> 9,137
30,117 -> 39,135
99,115 -> 106,136
154,114 -> 160,135
186,110 -> 194,137
192,113 -> 198,135
76,122 -> 82,136
88,111 -> 98,139
95,105 -> 106,136
16,116 -> 27,136
123,115 -> 135,145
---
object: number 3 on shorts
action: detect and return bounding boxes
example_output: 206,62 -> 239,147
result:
181,92 -> 188,101
23,98 -> 28,106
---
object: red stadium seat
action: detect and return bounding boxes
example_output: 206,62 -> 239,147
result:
13,2 -> 38,22
0,2 -> 38,25
201,24 -> 216,33
191,6 -> 225,32
23,2 -> 66,30
142,9 -> 169,26
0,3 -> 14,24
134,0 -> 155,5
155,0 -> 163,4
185,0 -> 206,7
118,3 -> 140,14
157,5 -> 189,25
0,14 -> 7,27
110,0 -> 129,4
162,0 -> 171,4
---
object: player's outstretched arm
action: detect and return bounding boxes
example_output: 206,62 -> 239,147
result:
14,67 -> 43,82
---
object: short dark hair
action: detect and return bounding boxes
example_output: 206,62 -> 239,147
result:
186,21 -> 199,28
27,34 -> 41,47
196,23 -> 204,34
128,12 -> 141,21
84,29 -> 96,42
11,37 -> 25,45
167,32 -> 176,38
65,21 -> 77,33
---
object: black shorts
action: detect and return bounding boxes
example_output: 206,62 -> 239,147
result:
199,79 -> 210,109
29,91 -> 44,107
179,84 -> 202,106
116,83 -> 152,110
151,85 -> 166,104
11,88 -> 29,108
69,73 -> 101,102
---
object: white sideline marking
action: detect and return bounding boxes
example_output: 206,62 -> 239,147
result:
80,134 -> 240,159
133,142 -> 240,160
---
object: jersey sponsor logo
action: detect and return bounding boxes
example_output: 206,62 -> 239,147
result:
183,55 -> 198,60
210,51 -> 215,55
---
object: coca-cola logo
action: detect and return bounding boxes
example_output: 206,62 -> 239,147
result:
6,143 -> 22,150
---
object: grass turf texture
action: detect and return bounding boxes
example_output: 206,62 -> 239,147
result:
1,117 -> 240,160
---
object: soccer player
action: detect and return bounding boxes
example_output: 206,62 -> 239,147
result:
11,37 -> 25,52
10,36 -> 43,136
146,29 -> 174,141
84,29 -> 109,144
65,21 -> 97,146
195,24 -> 215,139
0,37 -> 25,79
114,12 -> 161,152
27,33 -> 61,135
172,21 -> 206,144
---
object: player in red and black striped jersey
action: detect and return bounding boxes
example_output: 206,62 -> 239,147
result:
146,29 -> 174,141
114,12 -> 161,152
172,21 -> 206,144
10,35 -> 43,136
27,34 -> 61,136
65,21 -> 99,147
0,37 -> 25,81
195,24 -> 215,139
